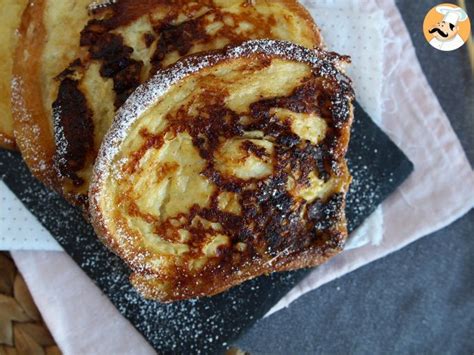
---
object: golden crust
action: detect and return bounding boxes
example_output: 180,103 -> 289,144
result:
12,0 -> 322,206
12,0 -> 55,185
89,40 -> 354,302
12,0 -> 92,189
0,0 -> 28,150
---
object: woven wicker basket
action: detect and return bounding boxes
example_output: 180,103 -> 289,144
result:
0,252 -> 60,355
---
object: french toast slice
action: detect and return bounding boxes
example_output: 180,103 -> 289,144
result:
89,40 -> 354,302
0,0 -> 28,150
12,0 -> 322,206
12,0 -> 93,190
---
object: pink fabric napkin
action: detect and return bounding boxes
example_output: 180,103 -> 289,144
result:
11,0 -> 474,352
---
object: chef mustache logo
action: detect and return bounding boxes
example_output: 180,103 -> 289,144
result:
428,26 -> 449,38
423,3 -> 471,52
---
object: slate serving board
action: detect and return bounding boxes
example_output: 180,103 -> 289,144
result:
0,102 -> 413,354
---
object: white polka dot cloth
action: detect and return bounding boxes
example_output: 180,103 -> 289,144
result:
302,0 -> 385,123
0,181 -> 62,250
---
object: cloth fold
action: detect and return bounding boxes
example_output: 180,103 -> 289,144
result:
7,0 -> 474,352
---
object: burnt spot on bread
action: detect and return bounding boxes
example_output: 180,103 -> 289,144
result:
79,19 -> 108,47
80,25 -> 144,108
112,60 -> 143,107
52,78 -> 94,186
240,140 -> 270,158
55,59 -> 83,81
251,172 -> 310,254
88,0 -> 168,28
150,17 -> 208,72
170,99 -> 244,159
88,32 -> 132,64
308,193 -> 345,230
143,32 -> 156,48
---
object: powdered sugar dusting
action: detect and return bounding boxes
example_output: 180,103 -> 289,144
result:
88,0 -> 117,12
11,76 -> 30,124
52,105 -> 67,176
11,76 -> 50,176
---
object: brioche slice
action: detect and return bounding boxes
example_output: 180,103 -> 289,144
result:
12,0 -> 93,192
12,0 -> 322,206
89,40 -> 354,302
0,0 -> 28,149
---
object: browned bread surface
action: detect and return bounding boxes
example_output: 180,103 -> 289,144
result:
89,40 -> 354,302
12,0 -> 93,191
12,0 -> 322,205
0,0 -> 28,150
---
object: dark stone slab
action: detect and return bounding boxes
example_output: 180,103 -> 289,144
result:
0,102 -> 412,354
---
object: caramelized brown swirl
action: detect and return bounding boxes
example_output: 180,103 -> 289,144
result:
52,77 -> 94,187
90,42 -> 353,301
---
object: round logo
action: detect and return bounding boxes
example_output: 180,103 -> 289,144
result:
423,3 -> 471,52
